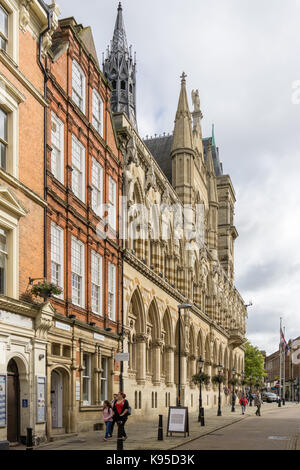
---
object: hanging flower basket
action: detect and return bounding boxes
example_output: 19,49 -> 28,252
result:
228,377 -> 240,386
212,375 -> 226,384
223,386 -> 230,395
32,281 -> 62,299
192,372 -> 210,386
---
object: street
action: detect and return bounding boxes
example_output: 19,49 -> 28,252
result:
177,406 -> 300,450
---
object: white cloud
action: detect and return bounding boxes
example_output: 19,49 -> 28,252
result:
57,0 -> 300,355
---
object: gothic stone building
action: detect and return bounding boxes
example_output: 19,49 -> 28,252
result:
104,4 -> 247,416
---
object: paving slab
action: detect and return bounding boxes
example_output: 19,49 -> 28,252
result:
33,402 -> 300,451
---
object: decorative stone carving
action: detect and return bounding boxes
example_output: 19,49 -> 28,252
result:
145,160 -> 157,192
191,89 -> 201,112
126,136 -> 138,166
41,1 -> 61,58
35,302 -> 55,339
19,1 -> 33,33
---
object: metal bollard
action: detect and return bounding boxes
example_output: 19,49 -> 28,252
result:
278,398 -> 281,407
200,407 -> 205,426
282,398 -> 285,405
26,427 -> 33,451
157,415 -> 163,441
117,421 -> 123,451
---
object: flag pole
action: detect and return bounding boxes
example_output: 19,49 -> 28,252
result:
283,326 -> 286,404
279,317 -> 282,404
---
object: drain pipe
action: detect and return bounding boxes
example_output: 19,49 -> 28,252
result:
38,1 -> 52,280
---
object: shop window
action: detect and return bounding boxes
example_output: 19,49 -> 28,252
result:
101,356 -> 108,402
82,353 -> 91,405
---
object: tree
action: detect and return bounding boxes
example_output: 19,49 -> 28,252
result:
244,340 -> 266,380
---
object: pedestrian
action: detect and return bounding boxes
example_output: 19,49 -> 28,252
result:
110,393 -> 118,436
239,394 -> 248,415
254,392 -> 262,416
102,400 -> 114,441
112,392 -> 130,441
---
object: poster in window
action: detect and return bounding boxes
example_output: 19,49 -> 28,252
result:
0,374 -> 6,427
36,376 -> 46,423
166,406 -> 189,437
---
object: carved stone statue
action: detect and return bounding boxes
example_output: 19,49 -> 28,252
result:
145,160 -> 157,192
126,136 -> 138,166
191,89 -> 201,112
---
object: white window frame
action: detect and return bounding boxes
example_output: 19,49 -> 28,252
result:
82,353 -> 91,406
51,112 -> 64,184
0,227 -> 8,295
108,262 -> 116,321
100,356 -> 108,403
71,135 -> 85,203
71,236 -> 85,308
91,158 -> 103,217
0,0 -> 18,63
108,176 -> 117,231
92,89 -> 103,137
91,250 -> 102,316
0,73 -> 25,178
72,59 -> 86,114
50,222 -> 64,299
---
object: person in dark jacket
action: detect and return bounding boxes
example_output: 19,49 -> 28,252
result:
112,392 -> 129,440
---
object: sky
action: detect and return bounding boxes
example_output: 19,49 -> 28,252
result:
56,0 -> 300,355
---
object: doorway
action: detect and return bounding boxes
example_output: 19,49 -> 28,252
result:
7,359 -> 20,443
51,369 -> 63,428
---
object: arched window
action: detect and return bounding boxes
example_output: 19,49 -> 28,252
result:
121,81 -> 126,90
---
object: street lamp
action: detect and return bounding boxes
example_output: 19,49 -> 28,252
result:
241,371 -> 245,395
217,363 -> 223,416
249,375 -> 253,406
197,356 -> 205,426
177,303 -> 192,407
231,368 -> 236,412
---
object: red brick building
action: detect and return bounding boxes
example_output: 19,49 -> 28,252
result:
265,337 -> 300,401
44,17 -> 123,436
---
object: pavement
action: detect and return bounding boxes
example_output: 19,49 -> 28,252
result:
177,403 -> 300,450
23,401 -> 300,451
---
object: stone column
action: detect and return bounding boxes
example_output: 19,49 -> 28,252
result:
136,334 -> 147,384
152,340 -> 163,385
165,345 -> 175,386
70,335 -> 78,433
94,346 -> 101,405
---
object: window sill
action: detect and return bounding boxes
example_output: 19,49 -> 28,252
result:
79,405 -> 103,412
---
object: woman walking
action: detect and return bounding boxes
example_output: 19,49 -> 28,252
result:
112,392 -> 129,441
239,394 -> 248,415
102,400 -> 114,441
254,393 -> 262,416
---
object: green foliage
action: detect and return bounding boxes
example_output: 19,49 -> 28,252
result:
212,374 -> 226,384
192,373 -> 210,385
244,340 -> 266,380
228,377 -> 239,386
32,281 -> 62,298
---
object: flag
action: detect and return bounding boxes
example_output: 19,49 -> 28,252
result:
280,328 -> 290,356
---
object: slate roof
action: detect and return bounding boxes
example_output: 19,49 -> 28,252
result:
144,134 -> 223,183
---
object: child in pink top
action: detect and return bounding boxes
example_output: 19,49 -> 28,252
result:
102,400 -> 114,440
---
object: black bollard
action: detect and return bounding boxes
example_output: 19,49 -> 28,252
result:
200,407 -> 205,426
282,398 -> 285,405
157,415 -> 163,441
278,398 -> 281,407
26,427 -> 33,451
117,421 -> 123,451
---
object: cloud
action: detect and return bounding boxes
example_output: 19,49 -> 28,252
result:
56,0 -> 300,355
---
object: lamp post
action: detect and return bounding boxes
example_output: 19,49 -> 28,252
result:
217,363 -> 223,416
241,371 -> 245,395
249,375 -> 253,406
231,368 -> 236,412
197,356 -> 205,426
177,303 -> 192,407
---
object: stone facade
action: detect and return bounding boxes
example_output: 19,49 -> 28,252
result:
102,4 -> 247,416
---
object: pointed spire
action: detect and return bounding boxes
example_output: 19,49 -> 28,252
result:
112,2 -> 128,53
206,141 -> 218,203
171,72 -> 194,152
212,123 -> 216,147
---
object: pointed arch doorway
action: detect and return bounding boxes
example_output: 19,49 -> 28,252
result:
7,359 -> 20,443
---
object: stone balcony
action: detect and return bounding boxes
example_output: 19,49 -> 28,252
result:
228,329 -> 245,349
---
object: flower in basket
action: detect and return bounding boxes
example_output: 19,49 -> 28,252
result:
31,281 -> 62,299
212,374 -> 226,384
223,386 -> 230,395
228,377 -> 240,386
192,372 -> 210,386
